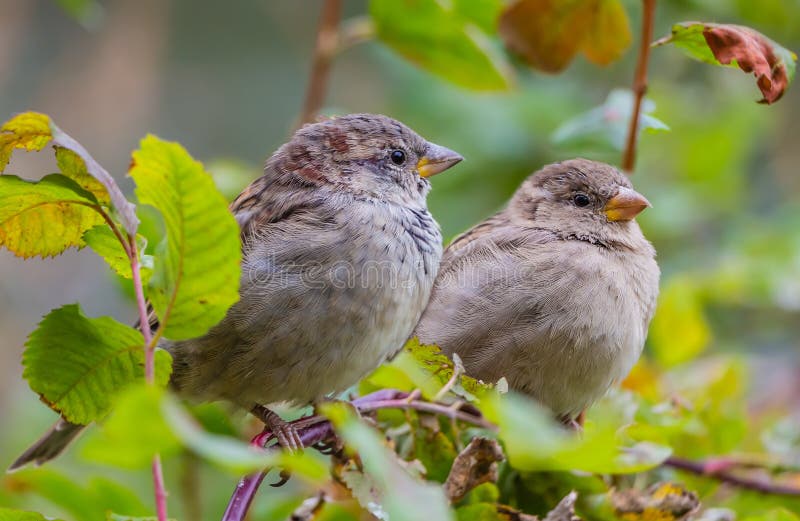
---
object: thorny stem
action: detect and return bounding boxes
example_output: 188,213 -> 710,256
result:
298,0 -> 343,126
621,0 -> 657,172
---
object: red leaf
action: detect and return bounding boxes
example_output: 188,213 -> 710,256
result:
655,22 -> 797,105
703,25 -> 788,104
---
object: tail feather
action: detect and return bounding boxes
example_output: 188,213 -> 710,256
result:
8,418 -> 85,472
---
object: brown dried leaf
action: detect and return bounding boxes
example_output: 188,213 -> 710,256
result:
654,23 -> 797,104
704,25 -> 789,104
611,482 -> 700,521
544,492 -> 581,521
499,0 -> 631,73
444,437 -> 505,502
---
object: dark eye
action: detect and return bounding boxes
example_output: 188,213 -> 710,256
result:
390,150 -> 406,165
573,193 -> 590,207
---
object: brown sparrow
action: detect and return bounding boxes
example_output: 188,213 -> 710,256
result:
414,159 -> 659,422
11,114 -> 463,469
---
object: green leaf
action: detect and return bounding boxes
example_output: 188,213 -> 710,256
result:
6,468 -> 149,521
483,392 -> 670,474
83,384 -> 327,478
55,147 -> 110,205
654,22 -> 797,104
387,338 -> 492,401
0,174 -> 104,258
455,503 -> 502,521
22,303 -> 171,424
369,0 -> 513,91
648,276 -> 712,367
552,89 -> 669,152
744,509 -> 800,521
412,416 -> 458,482
324,402 -> 455,521
161,396 -> 328,478
452,0 -> 503,34
130,135 -> 241,340
83,225 -> 153,282
81,385 -> 182,468
0,509 -> 65,521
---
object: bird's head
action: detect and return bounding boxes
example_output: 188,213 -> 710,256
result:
509,159 -> 651,247
272,114 -> 462,205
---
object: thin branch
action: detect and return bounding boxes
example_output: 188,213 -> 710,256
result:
94,205 -> 132,258
298,0 -> 343,126
621,0 -> 657,173
664,456 -> 800,496
129,235 -> 155,381
129,233 -> 168,520
152,455 -> 169,520
222,390 -> 494,521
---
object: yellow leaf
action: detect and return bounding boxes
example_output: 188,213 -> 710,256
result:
648,276 -> 712,367
0,174 -> 104,258
499,0 -> 631,73
0,112 -> 52,171
55,147 -> 110,205
581,0 -> 632,65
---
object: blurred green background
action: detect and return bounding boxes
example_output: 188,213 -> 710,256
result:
1,0 -> 799,518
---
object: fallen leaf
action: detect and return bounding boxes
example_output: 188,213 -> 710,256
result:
444,437 -> 505,502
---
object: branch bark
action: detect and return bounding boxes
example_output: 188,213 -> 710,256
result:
664,456 -> 800,497
298,0 -> 343,126
621,0 -> 657,173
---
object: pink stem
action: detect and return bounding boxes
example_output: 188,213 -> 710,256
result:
152,455 -> 169,520
129,234 -> 168,521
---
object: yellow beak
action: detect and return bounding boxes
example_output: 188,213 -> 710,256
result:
416,143 -> 463,178
604,186 -> 651,222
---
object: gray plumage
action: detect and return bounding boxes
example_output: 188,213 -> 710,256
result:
414,159 -> 659,419
10,114 -> 462,469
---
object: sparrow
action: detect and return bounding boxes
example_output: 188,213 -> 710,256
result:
414,159 -> 659,421
11,113 -> 463,469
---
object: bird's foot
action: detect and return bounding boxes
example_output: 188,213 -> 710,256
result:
251,405 -> 304,452
559,410 -> 585,432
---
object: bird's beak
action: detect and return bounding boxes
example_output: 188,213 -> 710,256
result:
603,187 -> 651,222
417,143 -> 463,178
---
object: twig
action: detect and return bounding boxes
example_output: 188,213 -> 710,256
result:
221,390 -> 493,521
621,0 -> 657,173
298,0 -> 343,126
129,232 -> 169,520
664,456 -> 800,496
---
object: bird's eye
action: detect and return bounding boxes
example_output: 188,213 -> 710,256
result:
390,150 -> 406,165
573,193 -> 591,207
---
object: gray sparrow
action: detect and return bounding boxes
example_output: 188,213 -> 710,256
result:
414,159 -> 659,422
11,114 -> 463,469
